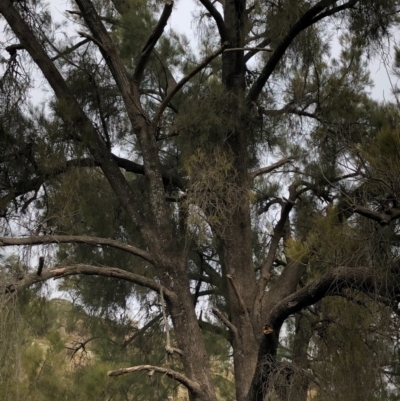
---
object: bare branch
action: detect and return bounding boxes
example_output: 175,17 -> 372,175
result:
225,47 -> 273,53
258,184 -> 297,294
153,42 -> 229,125
107,365 -> 201,393
122,313 -> 162,349
3,264 -> 176,300
198,0 -> 228,41
51,38 -> 90,61
249,158 -> 293,180
160,287 -> 171,352
133,0 -> 174,83
0,235 -> 154,264
266,266 -> 400,327
226,274 -> 252,324
352,205 -> 400,225
5,43 -> 24,56
77,30 -> 106,50
211,308 -> 238,337
244,37 -> 272,63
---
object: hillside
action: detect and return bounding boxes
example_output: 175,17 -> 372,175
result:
0,293 -> 235,401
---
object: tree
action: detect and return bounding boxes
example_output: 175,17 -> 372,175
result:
1,0 -> 400,400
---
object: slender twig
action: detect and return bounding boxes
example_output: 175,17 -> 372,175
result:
121,313 -> 163,349
225,47 -> 273,53
51,38 -> 90,61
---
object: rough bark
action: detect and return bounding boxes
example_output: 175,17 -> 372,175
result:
1,1 -> 398,401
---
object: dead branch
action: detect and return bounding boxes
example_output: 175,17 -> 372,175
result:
258,183 -> 297,294
5,43 -> 24,56
226,274 -> 252,324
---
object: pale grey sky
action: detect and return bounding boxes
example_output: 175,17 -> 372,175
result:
45,0 -> 397,102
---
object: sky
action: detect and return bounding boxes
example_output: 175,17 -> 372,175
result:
44,0 -> 398,102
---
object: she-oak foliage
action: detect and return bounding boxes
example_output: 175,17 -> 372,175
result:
1,0 -> 400,400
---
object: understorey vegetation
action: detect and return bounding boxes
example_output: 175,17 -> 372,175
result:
2,0 -> 400,400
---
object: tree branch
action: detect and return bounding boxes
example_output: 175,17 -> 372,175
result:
258,184 -> 297,294
3,264 -> 176,300
211,308 -> 237,337
0,235 -> 154,263
121,313 -> 163,349
266,266 -> 400,327
244,37 -> 272,63
51,38 -> 90,61
1,154 -> 184,212
107,365 -> 201,394
153,42 -> 229,125
225,47 -> 273,53
133,0 -> 174,83
198,0 -> 228,41
198,318 -> 232,342
74,0 -> 178,244
352,205 -> 400,226
247,0 -> 359,103
249,157 -> 293,180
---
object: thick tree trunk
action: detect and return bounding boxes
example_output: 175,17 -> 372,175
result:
164,257 -> 219,401
218,0 -> 262,397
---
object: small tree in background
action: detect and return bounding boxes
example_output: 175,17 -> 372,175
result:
1,1 -> 400,400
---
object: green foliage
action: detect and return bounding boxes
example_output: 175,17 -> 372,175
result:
3,0 -> 400,400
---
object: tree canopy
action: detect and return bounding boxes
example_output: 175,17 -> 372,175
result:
2,0 -> 400,400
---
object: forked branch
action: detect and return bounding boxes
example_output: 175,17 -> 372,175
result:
266,266 -> 400,327
107,365 -> 201,393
